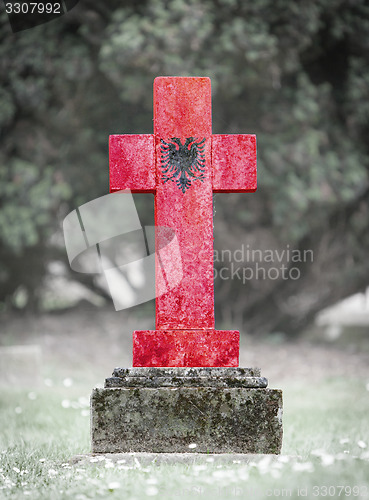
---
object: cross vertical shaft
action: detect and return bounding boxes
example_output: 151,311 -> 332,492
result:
154,77 -> 214,330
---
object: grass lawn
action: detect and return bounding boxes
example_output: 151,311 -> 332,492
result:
1,376 -> 369,499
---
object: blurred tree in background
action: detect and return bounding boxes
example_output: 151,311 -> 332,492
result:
0,0 -> 368,335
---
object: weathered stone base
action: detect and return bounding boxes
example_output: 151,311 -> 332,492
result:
91,368 -> 283,454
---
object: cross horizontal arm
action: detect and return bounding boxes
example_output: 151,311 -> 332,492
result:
109,134 -> 156,193
212,134 -> 257,193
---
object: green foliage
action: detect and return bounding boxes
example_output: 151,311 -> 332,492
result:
0,160 -> 71,253
98,0 -> 369,252
0,0 -> 368,322
261,73 -> 368,240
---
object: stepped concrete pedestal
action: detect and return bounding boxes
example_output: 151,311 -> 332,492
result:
91,367 -> 283,454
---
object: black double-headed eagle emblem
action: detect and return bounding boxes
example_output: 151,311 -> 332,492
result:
160,137 -> 206,193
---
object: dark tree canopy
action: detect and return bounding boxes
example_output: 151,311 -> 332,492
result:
0,0 -> 369,334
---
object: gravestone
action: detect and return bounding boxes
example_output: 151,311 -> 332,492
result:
91,77 -> 283,453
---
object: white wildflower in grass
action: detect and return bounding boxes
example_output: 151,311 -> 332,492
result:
104,461 -> 114,469
188,443 -> 197,449
146,486 -> 159,496
39,459 -> 46,463
61,400 -> 70,409
116,459 -> 126,464
27,392 -> 37,400
321,454 -> 335,466
48,469 -> 58,477
78,396 -> 89,407
272,461 -> 283,470
256,455 -> 272,474
270,468 -> 281,479
14,407 -> 22,414
311,449 -> 325,457
212,469 -> 236,479
336,453 -> 349,460
4,477 -> 15,488
358,440 -> 367,449
238,467 -> 249,481
193,464 -> 207,472
108,481 -> 121,491
199,474 -> 213,485
292,462 -> 314,472
13,467 -> 20,473
339,438 -> 349,444
63,378 -> 73,387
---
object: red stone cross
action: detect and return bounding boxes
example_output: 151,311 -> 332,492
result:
109,77 -> 257,367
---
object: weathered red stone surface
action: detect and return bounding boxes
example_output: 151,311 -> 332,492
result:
212,134 -> 257,193
133,330 -> 239,367
109,77 -> 257,367
154,78 -> 214,329
154,77 -> 212,138
110,134 -> 155,193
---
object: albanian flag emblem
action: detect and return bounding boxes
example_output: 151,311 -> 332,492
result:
160,137 -> 206,193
